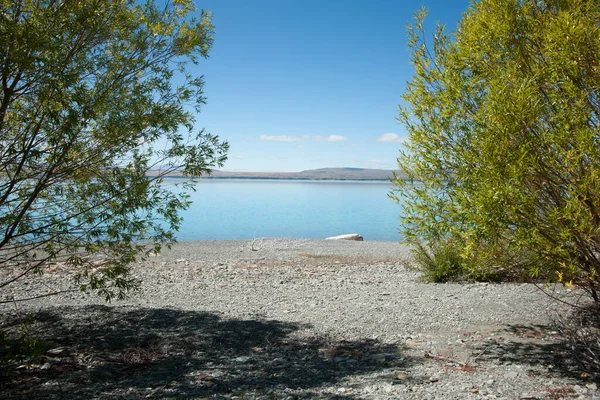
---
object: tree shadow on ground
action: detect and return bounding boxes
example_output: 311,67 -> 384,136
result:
1,305 -> 411,399
472,321 -> 597,383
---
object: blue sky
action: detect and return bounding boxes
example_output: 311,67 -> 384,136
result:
193,0 -> 471,172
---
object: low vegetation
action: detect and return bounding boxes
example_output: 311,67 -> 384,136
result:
408,238 -> 541,283
393,0 -> 600,374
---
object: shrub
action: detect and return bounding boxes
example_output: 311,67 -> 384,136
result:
393,0 -> 600,301
410,240 -> 466,282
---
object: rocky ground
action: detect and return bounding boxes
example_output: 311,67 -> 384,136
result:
1,238 -> 598,399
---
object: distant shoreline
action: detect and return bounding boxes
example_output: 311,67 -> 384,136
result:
147,167 -> 405,181
172,237 -> 400,243
159,176 -> 392,182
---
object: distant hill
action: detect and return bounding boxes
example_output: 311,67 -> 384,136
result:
148,167 -> 406,181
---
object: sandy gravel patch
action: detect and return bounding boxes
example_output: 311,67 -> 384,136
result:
1,239 -> 597,399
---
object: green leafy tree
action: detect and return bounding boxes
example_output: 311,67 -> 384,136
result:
0,0 -> 228,301
392,0 -> 600,301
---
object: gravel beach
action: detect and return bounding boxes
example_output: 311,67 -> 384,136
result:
1,239 -> 598,399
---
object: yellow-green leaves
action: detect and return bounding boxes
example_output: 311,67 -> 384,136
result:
393,0 -> 600,298
0,0 -> 228,302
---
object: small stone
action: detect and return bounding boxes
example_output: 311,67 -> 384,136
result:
47,347 -> 68,356
318,348 -> 339,358
333,356 -> 347,363
234,356 -> 251,363
395,372 -> 409,381
40,362 -> 54,370
346,359 -> 359,366
429,376 -> 439,383
325,233 -> 363,241
485,379 -> 495,385
587,383 -> 598,391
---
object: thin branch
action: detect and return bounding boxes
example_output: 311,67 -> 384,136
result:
0,289 -> 79,304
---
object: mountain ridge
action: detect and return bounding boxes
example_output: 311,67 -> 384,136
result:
148,167 -> 405,181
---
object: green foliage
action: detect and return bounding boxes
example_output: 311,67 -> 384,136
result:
410,237 -> 534,283
392,0 -> 600,298
0,0 -> 228,301
1,314 -> 53,376
411,240 -> 466,282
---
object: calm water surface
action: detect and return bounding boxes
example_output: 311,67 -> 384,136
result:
169,179 -> 401,241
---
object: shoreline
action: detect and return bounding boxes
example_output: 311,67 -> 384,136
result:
154,237 -> 410,264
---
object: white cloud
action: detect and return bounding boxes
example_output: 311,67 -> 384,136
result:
315,135 -> 347,142
260,134 -> 348,142
376,133 -> 406,143
329,135 -> 347,142
260,135 -> 307,142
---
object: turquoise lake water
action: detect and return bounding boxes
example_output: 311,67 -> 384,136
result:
168,179 -> 402,242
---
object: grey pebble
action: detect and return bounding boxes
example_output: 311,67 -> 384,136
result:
1,239 -> 586,400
